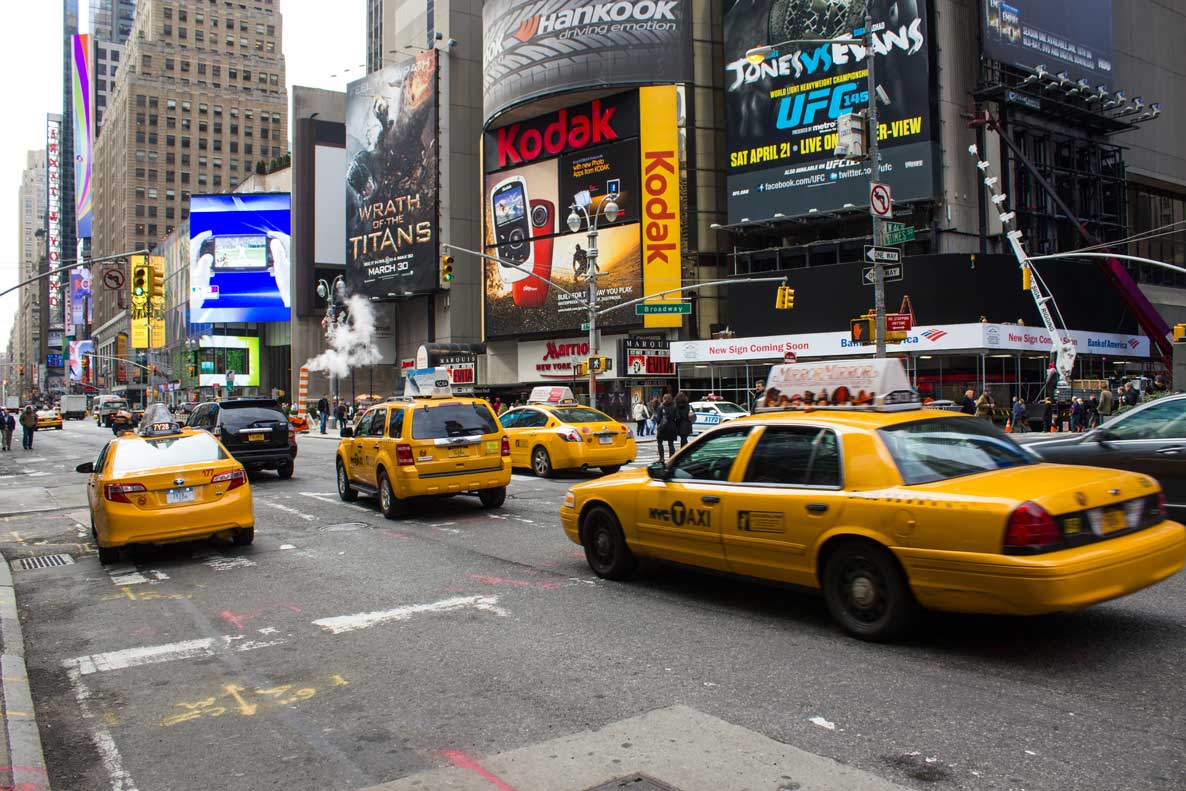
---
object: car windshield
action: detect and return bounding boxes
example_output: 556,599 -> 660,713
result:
104,400 -> 129,410
878,417 -> 1034,485
111,433 -> 227,474
550,407 -> 613,424
220,406 -> 287,432
412,403 -> 499,439
714,402 -> 747,414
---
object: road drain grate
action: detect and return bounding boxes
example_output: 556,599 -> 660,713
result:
17,554 -> 75,570
319,522 -> 368,532
584,776 -> 683,791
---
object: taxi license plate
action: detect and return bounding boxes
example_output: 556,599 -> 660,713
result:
247,433 -> 265,442
598,435 -> 614,445
166,487 -> 195,504
1100,508 -> 1127,534
448,446 -> 470,458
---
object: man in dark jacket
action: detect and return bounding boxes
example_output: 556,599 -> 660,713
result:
675,392 -> 693,448
0,410 -> 14,451
1123,382 -> 1140,407
655,395 -> 678,463
18,406 -> 36,450
334,401 -> 348,433
317,395 -> 330,434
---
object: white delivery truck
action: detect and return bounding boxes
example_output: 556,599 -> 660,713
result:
60,394 -> 88,420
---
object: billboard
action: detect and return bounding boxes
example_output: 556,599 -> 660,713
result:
482,91 -> 682,338
345,50 -> 439,299
482,0 -> 693,124
68,339 -> 93,381
46,116 -> 64,335
197,335 -> 260,388
189,193 -> 292,323
71,33 -> 94,239
982,0 -> 1113,87
723,0 -> 937,222
70,267 -> 92,329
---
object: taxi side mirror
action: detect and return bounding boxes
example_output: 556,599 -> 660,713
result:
340,426 -> 354,438
1094,428 -> 1116,447
647,461 -> 670,480
76,462 -> 94,474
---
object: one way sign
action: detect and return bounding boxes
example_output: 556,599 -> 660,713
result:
862,263 -> 904,285
864,245 -> 901,264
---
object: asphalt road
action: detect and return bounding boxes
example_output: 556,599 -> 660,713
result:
1,419 -> 1184,791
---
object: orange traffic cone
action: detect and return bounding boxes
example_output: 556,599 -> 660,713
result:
1004,418 -> 1011,433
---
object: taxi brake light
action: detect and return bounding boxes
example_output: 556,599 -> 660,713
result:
501,436 -> 510,457
288,426 -> 296,444
560,429 -> 582,443
1004,501 -> 1061,553
396,444 -> 415,465
1155,492 -> 1167,519
212,469 -> 247,490
104,482 -> 147,502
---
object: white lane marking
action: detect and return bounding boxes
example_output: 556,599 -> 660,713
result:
299,491 -> 372,514
808,716 -> 836,730
66,666 -> 139,791
279,544 -> 296,550
312,594 -> 508,635
260,500 -> 318,522
105,566 -> 169,586
202,556 -> 256,572
64,635 -> 285,677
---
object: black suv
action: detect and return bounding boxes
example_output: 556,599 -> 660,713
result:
188,398 -> 297,478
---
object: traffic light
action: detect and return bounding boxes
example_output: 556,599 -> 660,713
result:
439,255 -> 454,290
149,256 -> 166,303
1022,264 -> 1032,291
574,361 -> 588,377
775,285 -> 796,310
18,365 -> 24,376
131,259 -> 153,301
1174,323 -> 1186,342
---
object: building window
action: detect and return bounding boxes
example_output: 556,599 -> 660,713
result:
165,58 -> 175,70
181,136 -> 190,148
181,60 -> 190,72
181,118 -> 191,129
135,205 -> 145,218
167,99 -> 177,110
136,94 -> 146,107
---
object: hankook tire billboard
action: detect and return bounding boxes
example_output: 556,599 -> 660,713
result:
483,0 -> 693,125
724,0 -> 938,222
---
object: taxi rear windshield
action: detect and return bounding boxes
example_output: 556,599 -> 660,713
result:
550,407 -> 612,424
878,417 -> 1033,485
412,403 -> 499,439
111,433 -> 227,474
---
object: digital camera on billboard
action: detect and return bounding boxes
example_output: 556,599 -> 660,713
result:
200,234 -> 273,272
491,176 -> 533,274
514,199 -> 555,308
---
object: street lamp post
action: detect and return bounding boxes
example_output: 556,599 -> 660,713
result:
746,9 -> 886,356
316,275 -> 345,406
566,193 -> 620,409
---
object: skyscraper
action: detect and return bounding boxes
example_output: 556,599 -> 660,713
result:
90,0 -> 136,136
91,0 -> 288,351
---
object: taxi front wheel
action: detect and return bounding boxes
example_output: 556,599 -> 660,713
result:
532,447 -> 554,478
581,506 -> 637,580
337,460 -> 358,502
822,541 -> 918,642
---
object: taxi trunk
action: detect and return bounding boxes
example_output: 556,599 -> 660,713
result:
108,464 -> 241,511
404,401 -> 508,492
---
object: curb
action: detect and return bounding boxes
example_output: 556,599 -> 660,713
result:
0,551 -> 51,791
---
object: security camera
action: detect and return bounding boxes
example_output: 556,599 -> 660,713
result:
446,38 -> 457,48
434,32 -> 444,41
875,84 -> 891,106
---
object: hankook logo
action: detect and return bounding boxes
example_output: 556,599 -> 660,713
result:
509,1 -> 678,44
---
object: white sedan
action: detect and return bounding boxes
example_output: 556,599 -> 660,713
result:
689,400 -> 750,434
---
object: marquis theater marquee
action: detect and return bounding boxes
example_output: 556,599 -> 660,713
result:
481,0 -> 695,344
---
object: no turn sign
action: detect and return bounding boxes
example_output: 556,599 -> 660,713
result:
103,268 -> 125,290
870,182 -> 893,219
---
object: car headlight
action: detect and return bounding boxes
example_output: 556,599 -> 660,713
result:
563,492 -> 576,509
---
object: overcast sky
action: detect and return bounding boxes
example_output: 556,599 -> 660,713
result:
0,0 -> 366,352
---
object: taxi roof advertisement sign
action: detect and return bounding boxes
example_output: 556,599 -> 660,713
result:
723,0 -> 937,222
981,0 -> 1113,87
761,359 -> 920,412
482,0 -> 693,125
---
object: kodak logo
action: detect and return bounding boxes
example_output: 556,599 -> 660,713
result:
496,100 -> 619,168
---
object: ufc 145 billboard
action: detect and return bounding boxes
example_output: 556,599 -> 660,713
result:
346,50 -> 439,299
482,88 -> 684,338
724,0 -> 938,222
482,0 -> 692,124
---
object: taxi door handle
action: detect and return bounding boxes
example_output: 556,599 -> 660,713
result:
372,443 -> 381,449
701,495 -> 721,505
1157,447 -> 1184,455
806,503 -> 829,513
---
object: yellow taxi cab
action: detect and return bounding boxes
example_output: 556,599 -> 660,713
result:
560,360 -> 1186,641
336,368 -> 512,518
76,404 -> 254,564
500,387 -> 637,477
36,409 -> 63,430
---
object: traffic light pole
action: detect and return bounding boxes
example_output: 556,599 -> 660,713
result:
865,9 -> 887,359
0,248 -> 148,301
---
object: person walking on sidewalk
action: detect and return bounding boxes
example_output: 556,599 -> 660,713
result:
655,394 -> 678,463
0,409 -> 14,451
1011,397 -> 1027,433
18,406 -> 36,450
632,398 -> 650,437
317,395 -> 330,434
675,391 -> 693,448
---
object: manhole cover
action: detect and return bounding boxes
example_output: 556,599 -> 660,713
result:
17,554 -> 75,570
584,775 -> 682,791
319,522 -> 367,532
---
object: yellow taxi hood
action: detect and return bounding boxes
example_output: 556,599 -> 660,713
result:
910,463 -> 1157,514
570,466 -> 649,493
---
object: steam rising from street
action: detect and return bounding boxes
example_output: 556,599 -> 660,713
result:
303,294 -> 383,378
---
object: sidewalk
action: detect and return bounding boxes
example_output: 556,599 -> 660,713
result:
0,552 -> 51,791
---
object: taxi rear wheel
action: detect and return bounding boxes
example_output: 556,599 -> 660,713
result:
478,487 -> 506,509
600,465 -> 621,475
532,447 -> 554,478
336,460 -> 358,501
377,470 -> 403,519
822,541 -> 918,642
581,506 -> 637,580
97,544 -> 120,565
233,527 -> 255,546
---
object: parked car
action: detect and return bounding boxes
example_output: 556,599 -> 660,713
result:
689,400 -> 750,434
1017,394 -> 1186,520
187,398 -> 297,478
